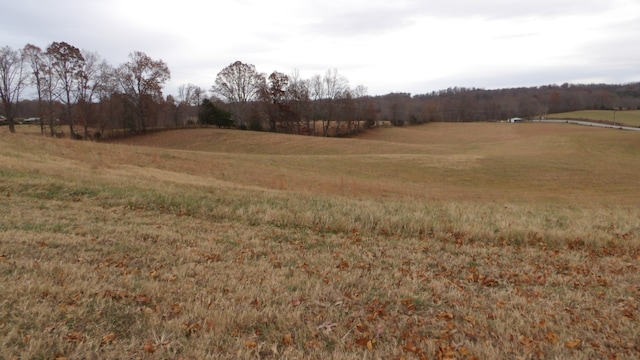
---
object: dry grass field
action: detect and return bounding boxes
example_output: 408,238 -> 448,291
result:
1,122 -> 639,359
547,110 -> 640,127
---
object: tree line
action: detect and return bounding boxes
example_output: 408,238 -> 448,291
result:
0,42 -> 373,138
210,62 -> 373,136
402,83 -> 640,124
1,42 -> 172,137
2,42 -> 640,139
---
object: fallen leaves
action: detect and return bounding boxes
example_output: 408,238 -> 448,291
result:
336,259 -> 349,270
100,332 -> 116,346
565,339 -> 582,349
63,331 -> 84,343
366,339 -> 375,351
466,266 -> 499,286
354,336 -> 376,351
436,344 -> 456,360
545,331 -> 558,344
170,303 -> 182,316
243,339 -> 258,349
364,298 -> 388,320
402,342 -> 425,356
202,252 -> 222,262
401,298 -> 416,312
304,339 -> 321,349
149,269 -> 160,279
136,293 -> 150,304
282,333 -> 294,347
437,311 -> 454,320
463,315 -> 476,325
4,188 -> 640,360
143,339 -> 155,353
182,321 -> 202,337
43,324 -> 57,333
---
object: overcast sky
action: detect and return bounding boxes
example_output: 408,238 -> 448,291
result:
2,0 -> 640,96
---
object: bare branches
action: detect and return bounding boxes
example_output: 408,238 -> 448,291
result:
212,61 -> 265,128
0,46 -> 27,133
117,51 -> 170,132
175,83 -> 204,126
46,41 -> 84,135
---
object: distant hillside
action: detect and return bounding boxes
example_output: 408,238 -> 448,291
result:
547,110 -> 640,127
380,82 -> 640,125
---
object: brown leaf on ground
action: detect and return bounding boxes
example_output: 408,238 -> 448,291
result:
367,339 -> 376,351
337,259 -> 349,270
182,321 -> 202,336
565,339 -> 581,349
143,339 -> 155,353
63,331 -> 84,343
100,332 -> 116,345
437,344 -> 456,360
170,303 -> 182,315
136,293 -> 150,304
355,336 -> 371,347
437,311 -> 454,320
282,333 -> 294,347
305,339 -> 321,349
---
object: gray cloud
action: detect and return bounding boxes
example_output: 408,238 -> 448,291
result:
403,0 -> 610,19
305,4 -> 419,36
2,0 -> 639,96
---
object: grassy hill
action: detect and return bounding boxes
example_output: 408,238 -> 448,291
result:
112,123 -> 640,204
547,109 -> 640,127
1,123 -> 639,359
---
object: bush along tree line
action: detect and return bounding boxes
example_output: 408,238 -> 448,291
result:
3,42 -> 640,139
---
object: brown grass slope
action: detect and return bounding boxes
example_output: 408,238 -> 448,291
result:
547,110 -> 640,127
1,123 -> 639,359
114,122 -> 640,204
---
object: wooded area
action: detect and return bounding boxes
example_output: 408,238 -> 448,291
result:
2,42 -> 640,138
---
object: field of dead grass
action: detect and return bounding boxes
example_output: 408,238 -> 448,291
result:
1,123 -> 640,359
547,110 -> 640,127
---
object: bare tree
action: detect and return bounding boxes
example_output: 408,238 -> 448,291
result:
352,84 -> 369,131
0,46 -> 27,133
384,93 -> 411,125
46,41 -> 85,137
287,69 -> 311,134
309,74 -> 324,135
40,50 -> 60,136
321,69 -> 348,136
176,83 -> 204,126
212,61 -> 265,128
340,89 -> 356,135
77,50 -> 107,138
21,44 -> 47,134
117,51 -> 170,132
92,61 -> 117,136
260,71 -> 289,132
